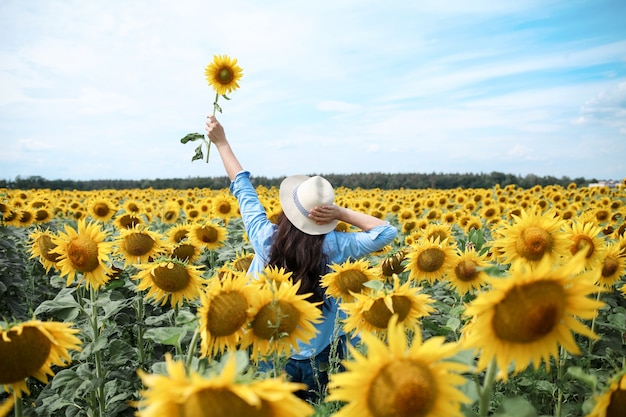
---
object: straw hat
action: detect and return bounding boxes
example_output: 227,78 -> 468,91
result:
279,175 -> 338,235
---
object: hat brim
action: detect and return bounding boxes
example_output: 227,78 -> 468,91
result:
279,175 -> 338,236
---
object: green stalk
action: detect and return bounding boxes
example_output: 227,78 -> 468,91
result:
555,345 -> 566,417
135,294 -> 146,369
205,92 -> 220,163
13,392 -> 22,417
90,286 -> 105,417
185,328 -> 200,373
588,291 -> 603,352
478,358 -> 498,417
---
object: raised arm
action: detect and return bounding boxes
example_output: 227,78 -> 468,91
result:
205,115 -> 243,181
308,205 -> 388,232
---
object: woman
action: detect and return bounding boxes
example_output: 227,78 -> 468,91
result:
205,115 -> 397,402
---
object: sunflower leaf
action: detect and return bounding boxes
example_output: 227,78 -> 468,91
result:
222,94 -> 231,101
180,132 -> 204,144
191,144 -> 204,162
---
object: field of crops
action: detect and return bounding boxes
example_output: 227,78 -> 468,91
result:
1,180 -> 625,417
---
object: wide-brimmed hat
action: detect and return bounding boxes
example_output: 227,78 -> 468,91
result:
279,175 -> 338,235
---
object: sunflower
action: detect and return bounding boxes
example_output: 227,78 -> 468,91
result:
188,221 -> 228,251
198,271 -> 255,357
133,259 -> 207,308
595,242 -> 626,288
51,219 -> 114,290
29,229 -> 61,273
380,249 -> 409,279
447,248 -> 490,295
168,241 -> 202,263
212,194 -> 238,223
166,224 -> 191,245
326,316 -> 470,417
491,209 -> 569,266
422,222 -> 455,246
340,276 -> 435,337
159,201 -> 180,224
247,281 -> 322,361
88,198 -> 117,222
321,258 -> 381,302
405,237 -> 457,284
562,220 -> 606,271
137,352 -> 313,417
462,254 -> 605,379
204,54 -> 244,96
0,320 -> 82,397
255,265 -> 294,288
114,226 -> 166,267
113,212 -> 144,230
586,372 -> 626,417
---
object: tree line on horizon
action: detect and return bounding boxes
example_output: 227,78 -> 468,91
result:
0,172 -> 601,191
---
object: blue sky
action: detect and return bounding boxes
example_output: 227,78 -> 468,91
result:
1,0 -> 625,182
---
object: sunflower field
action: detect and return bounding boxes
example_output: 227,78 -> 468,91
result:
1,180 -> 625,417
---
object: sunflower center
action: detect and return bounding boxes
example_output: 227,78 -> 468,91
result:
233,256 -> 253,272
180,387 -> 272,417
570,236 -> 595,258
196,226 -> 218,243
173,229 -> 188,243
124,233 -> 155,256
607,381 -> 626,417
151,263 -> 190,293
368,359 -> 437,417
516,227 -> 553,261
382,251 -> 406,276
37,235 -> 60,263
336,270 -> 369,296
93,203 -> 111,217
363,296 -> 412,329
252,300 -> 301,340
217,201 -> 232,215
35,209 -> 50,221
0,327 -> 52,384
171,244 -> 195,261
492,280 -> 566,343
207,292 -> 249,337
601,255 -> 619,278
67,236 -> 100,272
164,210 -> 177,222
218,68 -> 234,84
454,259 -> 478,282
118,214 -> 141,229
417,248 -> 445,272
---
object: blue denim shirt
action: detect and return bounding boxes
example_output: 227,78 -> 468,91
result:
230,171 -> 398,359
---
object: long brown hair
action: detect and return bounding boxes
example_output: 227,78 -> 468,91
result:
268,213 -> 329,307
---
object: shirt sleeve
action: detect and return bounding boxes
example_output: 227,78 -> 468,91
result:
328,223 -> 398,262
229,171 -> 274,256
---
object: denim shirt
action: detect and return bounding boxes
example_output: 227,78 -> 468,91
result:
230,171 -> 398,359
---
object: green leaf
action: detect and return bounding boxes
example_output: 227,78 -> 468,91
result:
144,327 -> 187,346
362,280 -> 384,292
191,144 -> 204,162
567,366 -> 598,389
493,397 -> 538,417
180,132 -> 204,144
34,289 -> 80,320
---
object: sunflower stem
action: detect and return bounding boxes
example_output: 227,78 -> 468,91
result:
555,345 -> 567,417
135,293 -> 146,369
478,358 -> 497,417
90,286 -> 106,417
13,392 -> 22,417
588,290 -> 603,352
185,328 -> 200,373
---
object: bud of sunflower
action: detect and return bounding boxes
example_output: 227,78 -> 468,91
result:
381,250 -> 407,277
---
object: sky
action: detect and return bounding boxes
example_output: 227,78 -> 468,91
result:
1,0 -> 625,183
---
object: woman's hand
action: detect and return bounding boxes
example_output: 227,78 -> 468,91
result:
205,115 -> 227,145
309,205 -> 342,225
